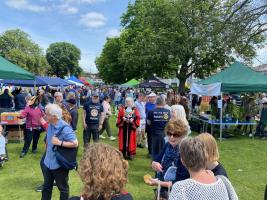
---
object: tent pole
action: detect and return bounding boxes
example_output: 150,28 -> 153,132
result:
34,78 -> 36,95
220,92 -> 223,142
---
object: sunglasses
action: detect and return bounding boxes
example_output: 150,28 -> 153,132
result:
167,131 -> 180,138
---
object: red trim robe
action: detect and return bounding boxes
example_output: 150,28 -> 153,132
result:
116,106 -> 140,157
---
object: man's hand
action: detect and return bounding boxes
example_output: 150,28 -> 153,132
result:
129,118 -> 134,123
52,136 -> 61,146
83,123 -> 87,129
98,124 -> 103,131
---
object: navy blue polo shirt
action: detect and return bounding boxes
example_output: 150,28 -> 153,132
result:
147,107 -> 170,135
83,101 -> 104,124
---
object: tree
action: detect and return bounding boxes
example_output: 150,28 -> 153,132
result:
0,29 -> 49,74
46,42 -> 82,78
120,0 -> 267,93
96,37 -> 127,83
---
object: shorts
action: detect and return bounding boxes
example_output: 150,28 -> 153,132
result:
137,119 -> 146,132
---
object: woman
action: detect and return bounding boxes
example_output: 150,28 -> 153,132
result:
197,133 -> 228,177
146,119 -> 189,200
116,97 -> 140,160
19,96 -> 45,158
69,143 -> 133,200
99,95 -> 116,141
169,137 -> 238,200
171,105 -> 191,135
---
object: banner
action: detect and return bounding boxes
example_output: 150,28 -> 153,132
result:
190,82 -> 221,96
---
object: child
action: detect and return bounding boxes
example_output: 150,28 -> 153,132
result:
0,125 -> 8,166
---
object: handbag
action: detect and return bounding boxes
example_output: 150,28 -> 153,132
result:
52,125 -> 78,170
163,163 -> 177,182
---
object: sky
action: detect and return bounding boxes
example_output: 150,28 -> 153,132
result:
0,0 -> 130,73
0,0 -> 266,74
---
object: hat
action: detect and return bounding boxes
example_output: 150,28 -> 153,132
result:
68,98 -> 76,105
262,97 -> 267,104
28,96 -> 37,106
92,92 -> 99,97
148,92 -> 156,97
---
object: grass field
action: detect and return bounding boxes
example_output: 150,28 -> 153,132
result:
0,110 -> 267,200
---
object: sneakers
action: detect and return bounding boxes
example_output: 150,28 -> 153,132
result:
32,150 -> 37,154
137,144 -> 144,148
109,136 -> 116,141
99,135 -> 106,139
20,152 -> 26,158
36,185 -> 43,192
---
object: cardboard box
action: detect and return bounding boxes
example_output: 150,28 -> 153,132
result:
7,128 -> 23,143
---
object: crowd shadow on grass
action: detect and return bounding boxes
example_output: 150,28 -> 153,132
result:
5,176 -> 41,191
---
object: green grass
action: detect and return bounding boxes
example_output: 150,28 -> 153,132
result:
0,109 -> 267,200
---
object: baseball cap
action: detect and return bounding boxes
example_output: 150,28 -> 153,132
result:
92,92 -> 99,97
148,92 -> 156,97
262,97 -> 267,104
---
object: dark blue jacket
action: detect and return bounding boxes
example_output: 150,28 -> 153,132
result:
154,142 -> 189,182
14,93 -> 26,110
0,93 -> 13,108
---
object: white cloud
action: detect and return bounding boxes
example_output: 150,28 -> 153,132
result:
106,28 -> 121,38
59,4 -> 79,14
81,0 -> 106,3
80,12 -> 107,28
59,0 -> 106,4
5,0 -> 46,12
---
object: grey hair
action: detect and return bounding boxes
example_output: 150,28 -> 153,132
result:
125,97 -> 134,107
54,92 -> 63,98
171,105 -> 188,125
156,96 -> 165,105
45,104 -> 62,120
179,137 -> 208,172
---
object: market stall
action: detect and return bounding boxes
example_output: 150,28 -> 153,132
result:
120,79 -> 140,88
139,76 -> 169,88
191,61 -> 267,141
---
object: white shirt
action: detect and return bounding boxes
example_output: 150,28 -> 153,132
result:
169,176 -> 238,200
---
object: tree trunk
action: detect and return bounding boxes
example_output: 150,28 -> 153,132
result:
178,78 -> 186,94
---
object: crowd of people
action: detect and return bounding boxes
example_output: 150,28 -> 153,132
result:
0,85 -> 242,200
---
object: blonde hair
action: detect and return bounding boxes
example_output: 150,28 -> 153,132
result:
79,143 -> 128,200
196,133 -> 219,162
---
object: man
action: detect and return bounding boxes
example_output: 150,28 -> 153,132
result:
147,96 -> 171,159
14,89 -> 26,110
0,89 -> 13,109
145,92 -> 157,157
42,104 -> 78,200
135,93 -> 146,148
54,92 -> 67,108
82,92 -> 105,146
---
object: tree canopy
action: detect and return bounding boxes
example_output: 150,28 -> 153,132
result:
97,0 -> 267,92
46,42 -> 82,78
0,29 -> 49,75
96,37 -> 127,84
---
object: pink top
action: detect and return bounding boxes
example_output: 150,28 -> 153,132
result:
21,106 -> 44,129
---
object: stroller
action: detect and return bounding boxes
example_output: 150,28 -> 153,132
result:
0,130 -> 8,167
